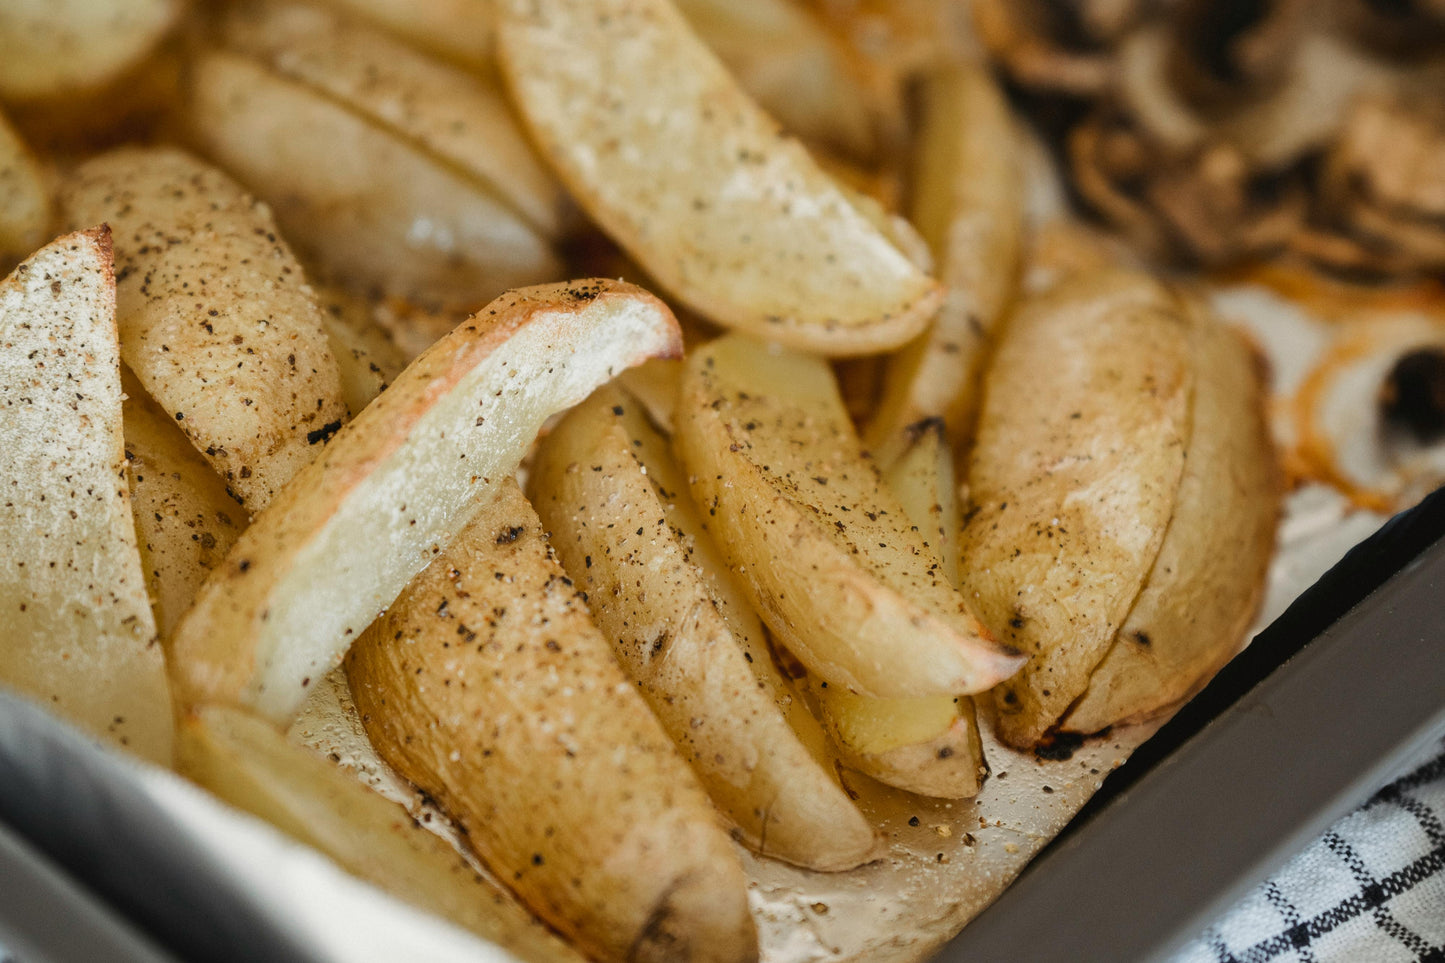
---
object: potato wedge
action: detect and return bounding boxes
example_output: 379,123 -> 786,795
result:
177,704 -> 585,963
0,0 -> 182,102
58,147 -> 348,511
671,0 -> 878,160
311,284 -> 407,417
122,366 -> 246,639
866,63 -> 1024,466
0,227 -> 172,763
961,270 -> 1193,748
530,384 -> 880,870
675,334 -> 1023,699
812,420 -> 987,798
0,109 -> 49,264
318,0 -> 496,73
1063,302 -> 1281,732
187,49 -> 563,312
346,480 -> 757,963
497,0 -> 943,356
219,1 -> 566,238
168,280 -> 681,725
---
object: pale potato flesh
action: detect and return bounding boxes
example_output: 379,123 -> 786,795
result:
866,63 -> 1024,466
58,147 -> 349,511
1063,301 -> 1281,732
219,1 -> 567,238
187,50 -> 562,312
0,110 -> 50,264
0,0 -> 182,101
177,704 -> 585,963
122,366 -> 246,639
497,0 -> 943,356
346,481 -> 757,963
530,384 -> 880,871
0,228 -> 172,763
167,280 -> 681,725
962,270 -> 1192,748
815,423 -> 987,798
675,334 -> 1023,699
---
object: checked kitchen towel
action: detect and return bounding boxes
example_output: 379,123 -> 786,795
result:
1175,739 -> 1445,963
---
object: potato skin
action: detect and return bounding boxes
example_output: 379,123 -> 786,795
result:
122,366 -> 246,639
1062,300 -> 1281,732
530,384 -> 880,870
961,270 -> 1192,749
346,481 -> 757,963
58,147 -> 348,510
676,334 -> 1022,699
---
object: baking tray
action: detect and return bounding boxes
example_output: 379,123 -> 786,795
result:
1,485 -> 1442,962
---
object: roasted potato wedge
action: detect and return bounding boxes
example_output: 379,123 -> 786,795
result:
866,63 -> 1024,466
813,421 -> 987,798
0,227 -> 172,763
1062,300 -> 1281,732
497,0 -> 942,356
0,109 -> 49,264
530,384 -> 880,870
178,704 -> 585,963
58,147 -> 348,510
168,280 -> 681,725
0,0 -> 183,102
675,334 -> 1023,699
187,49 -> 562,312
346,480 -> 757,963
122,366 -> 246,639
219,1 -> 566,238
961,270 -> 1193,748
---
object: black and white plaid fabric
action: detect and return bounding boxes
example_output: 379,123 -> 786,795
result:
1174,738 -> 1445,963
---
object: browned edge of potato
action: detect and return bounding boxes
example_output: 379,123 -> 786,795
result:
167,279 -> 682,726
346,480 -> 758,963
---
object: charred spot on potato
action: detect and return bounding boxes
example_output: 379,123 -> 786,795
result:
495,525 -> 526,545
306,420 -> 343,445
1033,730 -> 1087,762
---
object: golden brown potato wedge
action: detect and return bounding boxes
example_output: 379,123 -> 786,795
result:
614,356 -> 682,434
819,423 -> 983,796
58,147 -> 348,511
675,334 -> 1023,699
866,63 -> 1023,466
177,704 -> 585,963
346,480 -> 757,963
0,109 -> 49,264
0,0 -> 183,102
318,0 -> 496,73
168,280 -> 681,725
0,227 -> 172,763
497,0 -> 942,356
122,366 -> 246,639
310,284 -> 407,417
187,49 -> 562,312
530,384 -> 880,870
1062,301 -> 1281,732
812,421 -> 987,798
961,270 -> 1193,749
218,1 -> 566,238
